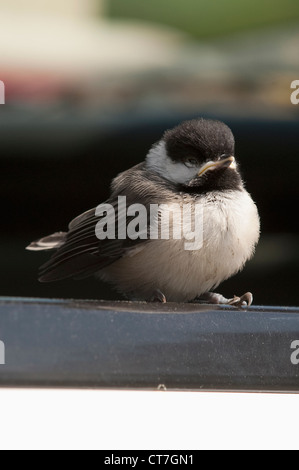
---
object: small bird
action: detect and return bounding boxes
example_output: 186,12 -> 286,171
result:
27,119 -> 260,307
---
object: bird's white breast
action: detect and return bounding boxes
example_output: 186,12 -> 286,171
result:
100,190 -> 260,302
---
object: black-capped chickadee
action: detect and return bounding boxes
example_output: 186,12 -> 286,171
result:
27,119 -> 260,307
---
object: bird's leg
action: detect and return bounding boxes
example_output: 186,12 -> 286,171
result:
196,292 -> 253,308
150,289 -> 167,303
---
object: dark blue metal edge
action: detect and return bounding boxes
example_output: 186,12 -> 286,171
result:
0,297 -> 299,392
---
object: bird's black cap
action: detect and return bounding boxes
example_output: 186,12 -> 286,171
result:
164,118 -> 242,193
164,118 -> 235,164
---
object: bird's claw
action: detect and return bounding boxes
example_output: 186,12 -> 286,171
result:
194,291 -> 253,308
150,289 -> 167,303
227,292 -> 253,308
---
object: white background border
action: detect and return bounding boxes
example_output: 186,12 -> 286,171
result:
0,389 -> 298,450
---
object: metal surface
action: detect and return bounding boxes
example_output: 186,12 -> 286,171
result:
0,296 -> 299,391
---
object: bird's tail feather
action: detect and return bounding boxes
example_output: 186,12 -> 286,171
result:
26,232 -> 67,252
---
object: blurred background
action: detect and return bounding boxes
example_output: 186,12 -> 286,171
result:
1,0 -> 298,306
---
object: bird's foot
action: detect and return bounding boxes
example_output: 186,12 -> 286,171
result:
195,291 -> 253,308
150,289 -> 167,303
227,292 -> 253,308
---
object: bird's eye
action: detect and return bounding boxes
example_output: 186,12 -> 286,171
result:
185,158 -> 198,167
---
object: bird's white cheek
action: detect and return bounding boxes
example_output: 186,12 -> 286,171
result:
146,141 -> 198,184
165,161 -> 198,184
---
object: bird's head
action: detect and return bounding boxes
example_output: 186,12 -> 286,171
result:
146,119 -> 243,192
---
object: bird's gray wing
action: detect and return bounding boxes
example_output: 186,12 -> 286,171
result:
38,164 -> 173,282
38,198 -> 148,282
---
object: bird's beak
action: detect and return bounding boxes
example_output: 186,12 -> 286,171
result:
198,156 -> 236,177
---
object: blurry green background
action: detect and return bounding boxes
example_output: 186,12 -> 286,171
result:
0,0 -> 298,306
109,0 -> 299,37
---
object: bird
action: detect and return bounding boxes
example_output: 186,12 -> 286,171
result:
27,118 -> 260,307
